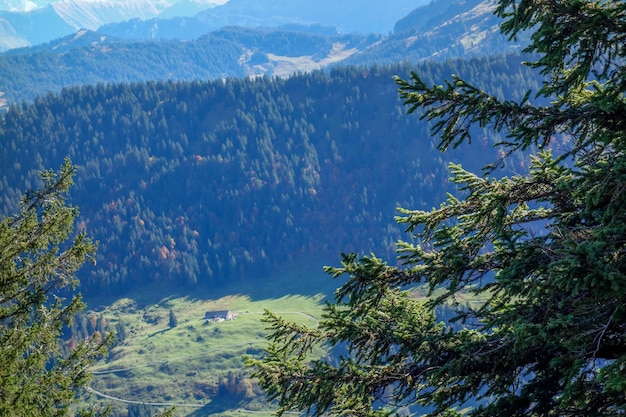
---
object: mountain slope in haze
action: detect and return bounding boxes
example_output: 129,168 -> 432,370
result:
343,0 -> 527,66
0,4 -> 75,49
51,0 -> 165,31
0,26 -> 377,107
0,17 -> 29,49
99,0 -> 429,41
0,0 -> 221,51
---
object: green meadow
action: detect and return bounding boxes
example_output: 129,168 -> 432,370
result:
81,256 -> 341,416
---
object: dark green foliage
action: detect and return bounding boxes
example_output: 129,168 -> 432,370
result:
115,321 -> 127,343
0,159 -> 108,416
249,0 -> 626,416
127,403 -> 167,417
217,371 -> 255,400
169,309 -> 178,328
0,57 -> 543,297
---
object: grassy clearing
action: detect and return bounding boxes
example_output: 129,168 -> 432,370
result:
86,293 -> 326,416
81,255 -> 337,416
243,42 -> 360,78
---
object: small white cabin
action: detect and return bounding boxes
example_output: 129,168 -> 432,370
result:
204,310 -> 234,321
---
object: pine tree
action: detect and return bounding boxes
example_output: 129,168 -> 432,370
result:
169,308 -> 178,328
0,158 -> 108,416
249,0 -> 626,416
115,320 -> 128,344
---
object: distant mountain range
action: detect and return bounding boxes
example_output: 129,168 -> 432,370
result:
99,0 -> 430,40
0,0 -> 427,51
0,0 -> 528,109
0,0 -> 223,50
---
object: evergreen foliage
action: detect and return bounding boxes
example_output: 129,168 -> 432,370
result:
0,159 -> 108,416
249,0 -> 626,416
115,321 -> 127,344
169,309 -> 178,328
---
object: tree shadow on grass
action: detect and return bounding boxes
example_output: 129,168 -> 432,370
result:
147,328 -> 168,338
84,252 -> 348,310
185,395 -> 267,417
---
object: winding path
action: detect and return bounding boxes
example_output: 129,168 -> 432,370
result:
86,386 -> 204,408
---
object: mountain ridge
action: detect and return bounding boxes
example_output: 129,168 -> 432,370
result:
98,0 -> 430,40
0,0 -> 221,50
0,0 -> 428,51
342,0 -> 526,66
0,0 -> 526,109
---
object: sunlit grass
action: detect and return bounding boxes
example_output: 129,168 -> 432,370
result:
82,256 -> 334,416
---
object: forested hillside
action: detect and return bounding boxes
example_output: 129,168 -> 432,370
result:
0,27 -> 376,107
0,55 -> 541,298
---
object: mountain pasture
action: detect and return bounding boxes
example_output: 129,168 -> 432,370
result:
82,259 -> 332,416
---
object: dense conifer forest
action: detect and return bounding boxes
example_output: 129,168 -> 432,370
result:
0,55 -> 541,298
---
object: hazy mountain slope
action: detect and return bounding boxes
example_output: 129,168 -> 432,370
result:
96,15 -> 210,40
198,0 -> 429,34
394,0 -> 485,32
0,0 -> 220,50
343,0 -> 526,66
51,0 -> 165,31
0,17 -> 29,49
159,0 -> 218,18
0,5 -> 75,46
0,27 -> 376,107
3,28 -> 125,55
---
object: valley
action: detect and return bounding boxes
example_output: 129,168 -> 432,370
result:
0,0 -> 603,415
